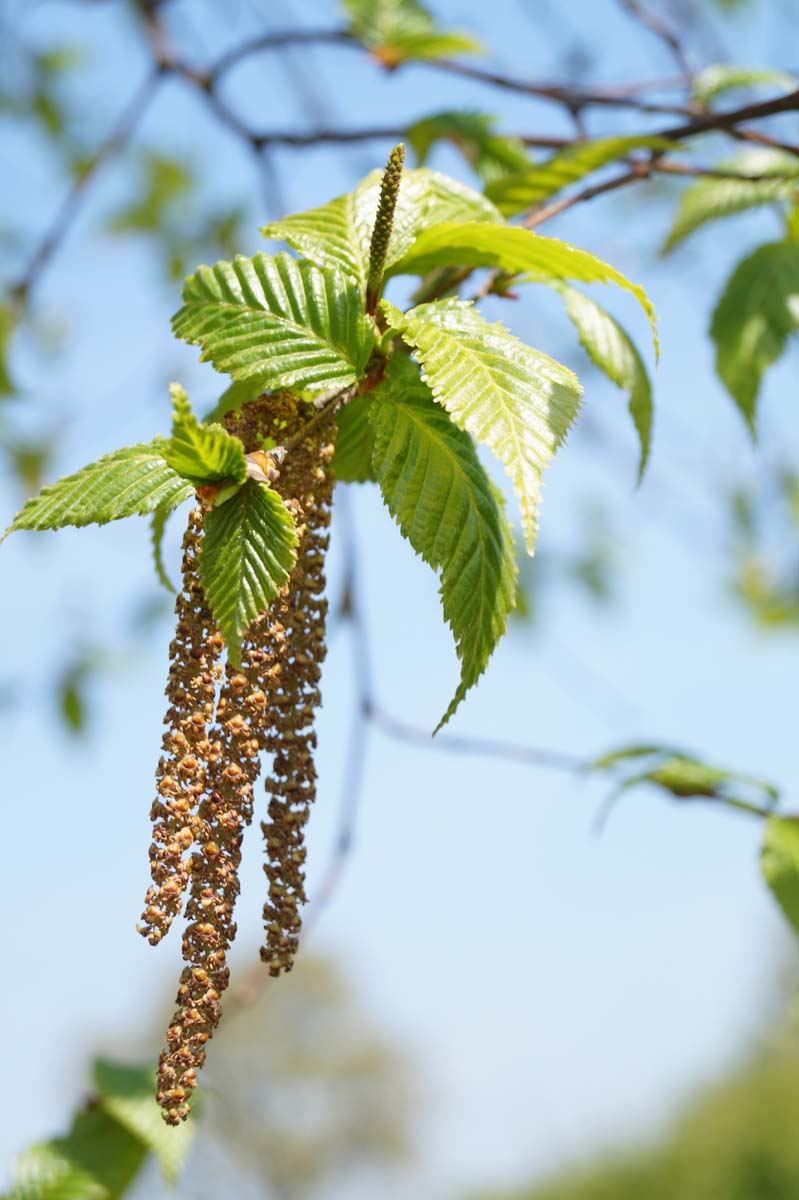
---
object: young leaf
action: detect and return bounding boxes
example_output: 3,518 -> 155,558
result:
342,0 -> 483,64
407,110 -> 530,184
556,284 -> 653,478
485,135 -> 672,217
172,251 -> 375,394
662,148 -> 799,253
199,481 -> 298,663
390,222 -> 659,353
692,64 -> 797,105
334,394 -> 377,483
162,382 -> 247,485
2,443 -> 194,540
761,816 -> 799,938
396,301 -> 582,554
370,356 -> 516,727
710,240 -> 799,431
94,1059 -> 195,1184
262,167 -> 501,293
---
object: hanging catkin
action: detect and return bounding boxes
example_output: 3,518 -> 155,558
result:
138,509 -> 223,947
152,392 -> 335,1124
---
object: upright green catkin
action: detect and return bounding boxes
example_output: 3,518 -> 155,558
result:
365,143 -> 406,316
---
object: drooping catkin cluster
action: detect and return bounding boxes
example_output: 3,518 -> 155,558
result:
146,392 -> 335,1125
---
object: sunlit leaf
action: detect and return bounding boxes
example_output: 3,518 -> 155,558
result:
396,300 -> 581,554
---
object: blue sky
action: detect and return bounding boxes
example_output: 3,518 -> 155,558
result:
2,0 -> 798,1195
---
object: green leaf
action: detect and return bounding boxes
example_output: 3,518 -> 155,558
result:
172,251 -> 375,394
6,1107 -> 146,1200
334,394 -> 377,482
199,481 -> 298,662
390,222 -> 659,354
150,504 -> 175,591
93,1059 -> 195,1184
407,110 -> 530,184
662,148 -> 799,252
106,151 -> 193,235
0,302 -> 16,397
162,382 -> 247,485
370,355 -> 516,726
485,135 -> 672,217
710,240 -> 799,430
692,63 -> 797,105
342,0 -> 482,63
262,167 -> 501,293
762,816 -> 799,937
2,444 -> 194,541
556,284 -> 653,478
396,300 -> 582,554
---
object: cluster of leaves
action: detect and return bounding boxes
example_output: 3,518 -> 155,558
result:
3,153 -> 656,728
343,0 -> 483,65
2,1059 -> 194,1200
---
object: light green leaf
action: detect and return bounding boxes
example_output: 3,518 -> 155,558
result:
397,300 -> 582,554
407,110 -> 530,184
94,1059 -> 195,1185
692,63 -> 797,105
390,221 -> 659,354
334,394 -> 377,482
556,284 -> 653,478
162,382 -> 247,485
662,148 -> 799,252
262,167 -> 501,292
762,815 -> 799,937
710,240 -> 799,430
371,355 -> 516,726
486,135 -> 672,216
199,481 -> 298,662
172,251 -> 375,394
342,0 -> 482,63
2,444 -> 194,541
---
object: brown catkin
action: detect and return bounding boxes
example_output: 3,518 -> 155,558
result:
138,509 -> 223,947
154,392 -> 335,1124
225,393 -> 335,975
